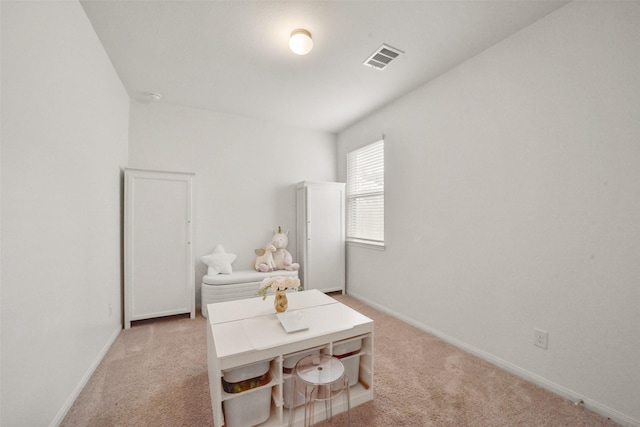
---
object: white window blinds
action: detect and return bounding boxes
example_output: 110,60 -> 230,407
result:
346,140 -> 384,246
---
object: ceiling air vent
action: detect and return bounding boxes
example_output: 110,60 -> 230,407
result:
363,44 -> 404,70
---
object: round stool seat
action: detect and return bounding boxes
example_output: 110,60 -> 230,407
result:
296,354 -> 344,387
290,354 -> 351,427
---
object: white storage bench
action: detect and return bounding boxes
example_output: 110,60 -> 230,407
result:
201,270 -> 298,318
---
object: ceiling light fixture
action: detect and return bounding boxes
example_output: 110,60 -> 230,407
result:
289,29 -> 313,55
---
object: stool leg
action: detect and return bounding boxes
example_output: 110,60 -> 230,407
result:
344,376 -> 351,426
325,384 -> 333,422
304,385 -> 316,427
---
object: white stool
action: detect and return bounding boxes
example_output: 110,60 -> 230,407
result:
290,354 -> 351,427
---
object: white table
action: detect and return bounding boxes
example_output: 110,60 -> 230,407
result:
206,290 -> 374,427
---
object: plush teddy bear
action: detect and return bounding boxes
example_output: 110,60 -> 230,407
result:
270,226 -> 300,271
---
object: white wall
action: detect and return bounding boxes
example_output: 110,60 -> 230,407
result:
0,3 -> 3,423
128,101 -> 337,305
1,2 -> 129,426
338,2 -> 640,425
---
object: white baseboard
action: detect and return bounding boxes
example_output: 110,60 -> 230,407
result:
50,325 -> 122,427
347,291 -> 639,427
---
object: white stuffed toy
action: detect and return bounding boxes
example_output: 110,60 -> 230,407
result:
254,244 -> 276,272
270,226 -> 300,271
201,244 -> 236,275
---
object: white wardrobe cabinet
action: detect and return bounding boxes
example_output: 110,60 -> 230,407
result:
124,168 -> 195,329
296,181 -> 346,293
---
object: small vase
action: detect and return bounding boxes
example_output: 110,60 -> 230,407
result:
274,289 -> 288,313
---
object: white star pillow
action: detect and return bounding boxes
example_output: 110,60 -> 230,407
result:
201,244 -> 236,275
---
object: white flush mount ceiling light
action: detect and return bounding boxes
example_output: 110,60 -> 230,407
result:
289,29 -> 313,55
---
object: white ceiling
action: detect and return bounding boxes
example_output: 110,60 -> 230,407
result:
81,0 -> 569,133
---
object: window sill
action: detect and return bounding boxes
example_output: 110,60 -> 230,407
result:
346,240 -> 386,251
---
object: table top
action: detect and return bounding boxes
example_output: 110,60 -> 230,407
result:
208,289 -> 337,325
208,290 -> 373,359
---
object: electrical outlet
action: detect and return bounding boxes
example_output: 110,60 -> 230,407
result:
534,328 -> 548,349
108,303 -> 113,318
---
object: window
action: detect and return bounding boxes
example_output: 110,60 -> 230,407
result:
346,140 -> 384,248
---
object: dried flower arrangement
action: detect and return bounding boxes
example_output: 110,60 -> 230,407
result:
258,276 -> 301,300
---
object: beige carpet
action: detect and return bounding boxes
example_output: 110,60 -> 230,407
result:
62,294 -> 617,426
